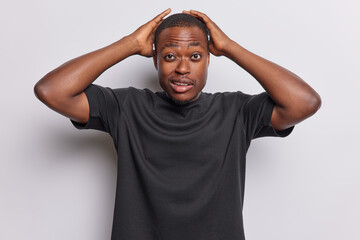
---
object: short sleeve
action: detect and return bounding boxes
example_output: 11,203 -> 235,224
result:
70,84 -> 127,135
242,92 -> 294,140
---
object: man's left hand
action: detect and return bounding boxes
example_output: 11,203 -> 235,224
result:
183,10 -> 233,57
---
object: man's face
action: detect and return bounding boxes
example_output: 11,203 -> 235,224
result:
153,26 -> 210,104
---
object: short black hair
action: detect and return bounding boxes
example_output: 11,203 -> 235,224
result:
154,13 -> 210,51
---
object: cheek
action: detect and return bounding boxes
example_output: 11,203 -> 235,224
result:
158,61 -> 174,77
157,62 -> 172,89
194,62 -> 208,80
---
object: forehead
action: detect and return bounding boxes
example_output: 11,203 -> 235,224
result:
156,26 -> 207,49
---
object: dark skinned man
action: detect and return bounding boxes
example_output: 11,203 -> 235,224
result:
34,8 -> 321,240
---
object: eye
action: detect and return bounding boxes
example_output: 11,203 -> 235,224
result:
191,53 -> 202,60
164,53 -> 176,61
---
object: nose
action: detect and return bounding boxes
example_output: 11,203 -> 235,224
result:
175,58 -> 190,75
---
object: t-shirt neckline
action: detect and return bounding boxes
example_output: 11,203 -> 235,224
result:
157,91 -> 205,107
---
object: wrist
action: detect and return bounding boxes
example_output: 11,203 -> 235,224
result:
123,33 -> 153,57
121,35 -> 142,55
102,36 -> 141,64
222,39 -> 239,58
109,35 -> 142,57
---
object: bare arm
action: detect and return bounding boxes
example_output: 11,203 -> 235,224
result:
222,42 -> 321,130
34,8 -> 171,124
184,10 -> 321,131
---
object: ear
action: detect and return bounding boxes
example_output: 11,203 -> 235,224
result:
207,52 -> 210,66
153,50 -> 158,70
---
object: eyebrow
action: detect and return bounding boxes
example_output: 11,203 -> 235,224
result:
188,42 -> 201,47
161,42 -> 203,51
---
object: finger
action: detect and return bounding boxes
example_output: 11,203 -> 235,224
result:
152,8 -> 171,24
183,10 -> 212,26
187,9 -> 211,24
142,8 -> 170,34
150,18 -> 165,38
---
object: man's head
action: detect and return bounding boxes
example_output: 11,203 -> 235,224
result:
154,13 -> 210,52
153,13 -> 210,105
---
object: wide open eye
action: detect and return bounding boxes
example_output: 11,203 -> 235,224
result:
164,53 -> 176,61
191,53 -> 202,60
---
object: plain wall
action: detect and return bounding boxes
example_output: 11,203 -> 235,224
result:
1,0 -> 359,239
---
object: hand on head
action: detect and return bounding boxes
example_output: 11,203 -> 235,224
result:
128,9 -> 232,58
129,8 -> 172,57
182,10 -> 232,56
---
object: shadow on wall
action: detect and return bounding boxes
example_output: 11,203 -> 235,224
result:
37,69 -> 163,166
38,123 -> 117,165
106,65 -> 163,93
141,73 -> 163,92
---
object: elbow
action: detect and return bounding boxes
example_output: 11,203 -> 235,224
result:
301,91 -> 322,117
309,92 -> 322,114
34,79 -> 58,107
34,80 -> 50,103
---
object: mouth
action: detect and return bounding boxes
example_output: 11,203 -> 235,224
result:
169,78 -> 195,93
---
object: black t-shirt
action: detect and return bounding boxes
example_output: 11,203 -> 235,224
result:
71,84 -> 294,240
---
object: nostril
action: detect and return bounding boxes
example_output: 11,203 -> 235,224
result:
176,59 -> 190,74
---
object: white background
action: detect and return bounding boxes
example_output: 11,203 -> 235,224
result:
1,0 -> 359,239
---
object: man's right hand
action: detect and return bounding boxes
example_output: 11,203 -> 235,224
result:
129,8 -> 171,57
34,9 -> 171,124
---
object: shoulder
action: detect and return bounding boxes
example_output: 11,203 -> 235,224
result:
206,90 -> 253,105
88,85 -> 162,105
207,91 -> 274,115
125,87 -> 159,102
95,86 -> 153,102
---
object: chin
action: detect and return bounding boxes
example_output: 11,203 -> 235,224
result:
166,92 -> 200,105
160,81 -> 203,105
170,97 -> 193,105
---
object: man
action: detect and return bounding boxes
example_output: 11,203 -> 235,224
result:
34,8 -> 321,240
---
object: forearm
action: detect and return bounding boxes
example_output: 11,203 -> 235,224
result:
224,41 -> 321,114
34,9 -> 171,124
35,36 -> 138,101
183,9 -> 321,129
